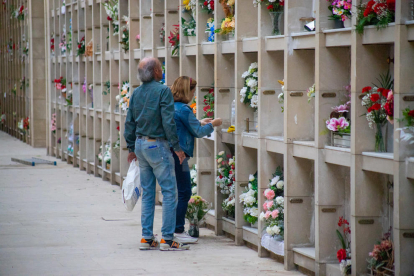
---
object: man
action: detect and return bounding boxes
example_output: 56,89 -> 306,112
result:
124,57 -> 188,251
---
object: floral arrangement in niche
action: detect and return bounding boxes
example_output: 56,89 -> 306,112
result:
215,0 -> 235,36
1,114 -> 6,124
200,0 -> 214,14
168,25 -> 180,56
23,117 -> 29,131
367,228 -> 394,275
11,5 -> 25,20
59,25 -> 67,55
307,83 -> 315,103
182,17 -> 196,37
396,107 -> 414,146
326,0 -> 352,22
185,195 -> 210,237
326,100 -> 351,136
119,16 -> 129,53
76,36 -> 85,56
85,40 -> 93,57
361,71 -> 394,152
336,216 -> 351,276
190,97 -> 197,115
116,81 -> 130,111
50,35 -> 55,53
253,0 -> 284,12
136,34 -> 140,46
216,151 -> 236,216
355,0 -> 395,34
205,18 -> 215,42
103,0 -> 119,35
190,164 -> 197,195
160,23 -> 165,44
278,80 -> 284,112
54,77 -> 67,93
66,89 -> 73,105
19,77 -> 28,90
183,0 -> 197,18
113,125 -> 120,151
259,166 -> 284,238
102,81 -> 111,95
239,173 -> 259,225
240,62 -> 258,109
51,113 -> 57,133
67,19 -> 72,53
17,118 -> 24,133
11,84 -> 17,95
203,88 -> 214,119
22,42 -> 29,59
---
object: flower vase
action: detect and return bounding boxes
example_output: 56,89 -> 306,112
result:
334,18 -> 344,29
106,163 -> 110,170
375,122 -> 386,152
269,11 -> 284,35
226,32 -> 235,41
188,218 -> 199,238
188,36 -> 196,44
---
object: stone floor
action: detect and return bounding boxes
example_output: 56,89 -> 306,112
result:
0,131 -> 302,276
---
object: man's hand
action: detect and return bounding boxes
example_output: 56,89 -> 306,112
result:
212,118 -> 223,127
175,151 -> 186,165
200,118 -> 213,126
127,152 -> 137,163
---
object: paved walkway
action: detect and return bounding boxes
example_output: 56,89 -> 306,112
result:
0,131 -> 302,276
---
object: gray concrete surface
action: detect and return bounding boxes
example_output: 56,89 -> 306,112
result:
0,132 -> 302,276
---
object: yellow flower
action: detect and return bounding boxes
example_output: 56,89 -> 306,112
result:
183,0 -> 190,5
227,125 -> 235,133
278,80 -> 284,85
227,0 -> 235,6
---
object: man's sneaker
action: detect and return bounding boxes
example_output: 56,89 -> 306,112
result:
174,231 -> 198,244
160,239 -> 190,251
139,237 -> 159,250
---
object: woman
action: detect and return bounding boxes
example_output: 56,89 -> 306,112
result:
170,76 -> 222,244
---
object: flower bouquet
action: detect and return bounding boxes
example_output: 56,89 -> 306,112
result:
119,16 -> 129,53
278,80 -> 284,112
185,195 -> 209,237
203,88 -> 214,119
76,36 -> 85,56
182,17 -> 196,44
103,0 -> 119,35
200,0 -> 214,14
103,141 -> 111,170
327,101 -> 351,148
240,62 -> 259,109
116,81 -> 130,111
190,164 -> 197,195
361,72 -> 394,152
51,35 -> 55,53
239,173 -> 259,227
216,151 -> 236,217
67,20 -> 72,54
215,0 -> 235,39
205,18 -> 215,42
337,216 -> 351,275
326,0 -> 352,28
23,117 -> 29,131
253,0 -> 284,34
307,83 -> 315,103
183,0 -> 197,18
355,0 -> 395,34
367,228 -> 394,275
168,25 -> 180,56
160,23 -> 165,44
51,113 -> 57,134
103,81 -> 111,95
11,5 -> 25,21
190,97 -> 197,115
259,167 -> 284,239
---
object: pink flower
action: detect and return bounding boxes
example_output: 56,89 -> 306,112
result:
188,198 -> 195,204
264,211 -> 271,219
266,201 -> 274,210
263,189 -> 275,200
326,117 -> 349,132
136,34 -> 140,40
56,83 -> 62,90
387,90 -> 393,101
271,209 -> 279,219
263,202 -> 268,211
332,103 -> 349,113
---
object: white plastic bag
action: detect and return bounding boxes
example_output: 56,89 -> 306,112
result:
122,161 -> 142,211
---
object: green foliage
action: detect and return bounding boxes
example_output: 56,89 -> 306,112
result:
373,70 -> 393,90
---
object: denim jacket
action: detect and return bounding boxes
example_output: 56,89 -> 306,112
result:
174,102 -> 214,157
124,80 -> 181,153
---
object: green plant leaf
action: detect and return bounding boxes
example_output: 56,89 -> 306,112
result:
336,229 -> 346,249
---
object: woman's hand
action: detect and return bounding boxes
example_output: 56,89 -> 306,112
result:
200,118 -> 213,126
211,118 -> 223,127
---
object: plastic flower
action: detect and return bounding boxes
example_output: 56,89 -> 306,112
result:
337,248 -> 347,262
264,189 -> 275,200
326,117 -> 349,132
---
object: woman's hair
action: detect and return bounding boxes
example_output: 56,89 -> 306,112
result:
171,76 -> 197,103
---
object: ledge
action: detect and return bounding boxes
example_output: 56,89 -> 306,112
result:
242,37 -> 258,53
265,136 -> 285,154
203,131 -> 215,141
113,51 -> 120,60
265,35 -> 284,51
361,152 -> 394,175
185,44 -> 197,56
133,49 -> 141,60
200,42 -> 214,55
221,40 -> 235,54
291,32 -> 315,50
293,247 -> 316,273
242,225 -> 258,246
407,21 -> 414,41
362,23 -> 395,45
407,157 -> 414,179
324,146 -> 351,167
292,140 -> 316,160
221,129 -> 235,144
156,47 -> 165,58
222,217 -> 235,236
242,131 -> 258,149
323,27 -> 351,47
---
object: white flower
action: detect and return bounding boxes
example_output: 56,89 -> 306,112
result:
250,94 -> 259,108
249,62 -> 258,71
259,212 -> 266,221
240,87 -> 247,97
241,71 -> 250,79
250,207 -> 259,217
247,78 -> 258,89
190,169 -> 197,179
252,72 -> 258,78
249,174 -> 255,182
276,180 -> 284,189
192,186 -> 197,195
271,225 -> 280,235
218,151 -> 225,155
266,226 -> 274,235
270,176 -> 280,186
276,196 -> 284,205
217,158 -> 223,164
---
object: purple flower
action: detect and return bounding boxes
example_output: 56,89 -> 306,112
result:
326,117 -> 349,132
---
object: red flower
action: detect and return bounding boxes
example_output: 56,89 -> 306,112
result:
344,227 -> 351,234
373,3 -> 387,15
364,0 -> 375,17
219,175 -> 223,179
337,249 -> 347,262
78,44 -> 81,49
19,5 -> 24,12
12,44 -> 15,50
51,38 -> 54,43
227,154 -> 232,158
370,94 -> 380,102
371,103 -> 381,111
203,105 -> 211,112
51,45 -> 54,50
116,126 -> 120,131
204,1 -> 208,6
280,0 -> 284,6
384,101 -> 393,117
408,110 -> 414,118
387,0 -> 395,11
231,165 -> 235,170
107,16 -> 112,21
222,161 -> 226,166
362,86 -> 371,93
267,4 -> 274,10
229,170 -> 233,174
383,89 -> 391,98
206,111 -> 214,117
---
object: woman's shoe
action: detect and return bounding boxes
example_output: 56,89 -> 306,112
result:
174,231 -> 198,244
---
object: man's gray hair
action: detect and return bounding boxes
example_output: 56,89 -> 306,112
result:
138,58 -> 158,82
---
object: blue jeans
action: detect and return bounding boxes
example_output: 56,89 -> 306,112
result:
135,138 -> 177,241
172,150 -> 191,234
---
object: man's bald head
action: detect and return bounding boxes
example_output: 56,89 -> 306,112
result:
138,57 -> 162,82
